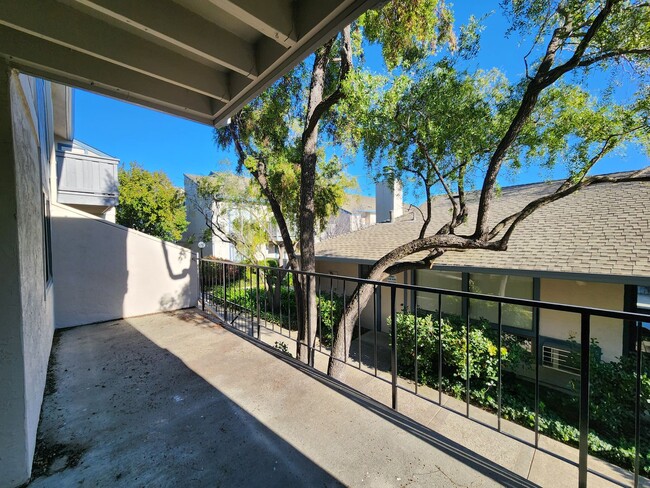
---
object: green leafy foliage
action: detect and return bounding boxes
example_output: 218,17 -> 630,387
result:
214,62 -> 356,236
214,280 -> 342,345
392,311 -> 530,405
116,162 -> 187,241
193,173 -> 277,263
317,293 -> 344,347
359,0 -> 456,69
274,341 -> 291,357
393,310 -> 650,474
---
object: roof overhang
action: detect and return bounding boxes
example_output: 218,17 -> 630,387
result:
0,0 -> 381,126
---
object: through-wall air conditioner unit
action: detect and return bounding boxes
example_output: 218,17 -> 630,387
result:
542,343 -> 580,375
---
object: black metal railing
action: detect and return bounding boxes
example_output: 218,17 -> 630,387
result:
199,258 -> 650,488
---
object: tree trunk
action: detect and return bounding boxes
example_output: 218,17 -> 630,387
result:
296,42 -> 330,363
326,231 -> 497,379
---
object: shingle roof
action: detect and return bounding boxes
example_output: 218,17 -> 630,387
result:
315,172 -> 650,280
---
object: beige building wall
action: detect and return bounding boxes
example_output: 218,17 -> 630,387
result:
540,278 -> 625,362
316,259 -> 629,362
315,260 -> 410,333
52,202 -> 198,328
0,69 -> 56,487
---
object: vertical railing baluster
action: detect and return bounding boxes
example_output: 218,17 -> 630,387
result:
578,312 -> 591,488
200,258 -> 205,311
414,293 -> 418,395
329,277 -> 334,355
634,320 -> 642,488
249,265 -> 253,334
288,271 -> 292,340
391,285 -> 398,410
275,269 -> 284,336
438,293 -> 442,406
235,265 -> 246,330
343,280 -> 347,364
256,267 -> 261,340
308,274 -> 314,367
497,301 -> 502,432
466,310 -> 470,418
358,286 -> 361,370
374,285 -> 378,377
535,305 -> 540,448
264,267 -> 268,328
222,263 -> 227,323
318,276 -> 322,353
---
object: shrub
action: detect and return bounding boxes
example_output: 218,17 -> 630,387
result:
317,293 -> 344,347
392,310 -> 650,475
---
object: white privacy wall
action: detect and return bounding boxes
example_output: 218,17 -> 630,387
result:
52,202 -> 198,328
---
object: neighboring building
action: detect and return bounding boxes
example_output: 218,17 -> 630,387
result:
184,174 -> 401,262
315,175 -> 650,377
321,181 -> 407,239
55,139 -> 119,222
320,193 -> 377,239
183,172 -> 285,262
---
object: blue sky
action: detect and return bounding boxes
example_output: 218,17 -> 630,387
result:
73,1 -> 648,204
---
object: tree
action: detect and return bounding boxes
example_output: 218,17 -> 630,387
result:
214,0 -> 450,362
215,31 -> 357,362
327,0 -> 650,379
116,162 -> 188,242
188,172 -> 279,263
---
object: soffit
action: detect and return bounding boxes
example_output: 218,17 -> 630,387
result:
0,0 -> 381,126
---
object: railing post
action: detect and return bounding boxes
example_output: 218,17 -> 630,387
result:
222,263 -> 227,322
579,312 -> 591,488
535,305 -> 540,448
438,293 -> 442,406
634,320 -> 642,488
309,274 -> 315,368
256,268 -> 261,340
465,311 -> 470,418
391,286 -> 398,410
497,302 -> 502,432
200,254 -> 205,311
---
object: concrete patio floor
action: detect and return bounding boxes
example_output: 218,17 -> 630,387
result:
30,310 -> 643,487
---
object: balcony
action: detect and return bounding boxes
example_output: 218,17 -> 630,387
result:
55,140 -> 118,209
31,260 -> 650,487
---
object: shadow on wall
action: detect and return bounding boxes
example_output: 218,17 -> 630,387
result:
51,203 -> 198,328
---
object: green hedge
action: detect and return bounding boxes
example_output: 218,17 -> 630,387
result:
214,281 -> 343,342
392,311 -> 650,475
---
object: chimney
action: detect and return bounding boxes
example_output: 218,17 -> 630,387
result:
376,180 -> 403,223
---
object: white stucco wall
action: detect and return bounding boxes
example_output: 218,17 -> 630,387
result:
0,68 -> 55,488
52,203 -> 198,328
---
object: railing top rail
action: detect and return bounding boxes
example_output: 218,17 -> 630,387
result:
200,258 -> 650,323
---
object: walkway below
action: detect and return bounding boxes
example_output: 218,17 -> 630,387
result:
30,310 -> 642,487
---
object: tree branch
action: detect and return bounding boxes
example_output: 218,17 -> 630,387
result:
302,26 -> 352,145
473,0 -> 617,239
577,47 -> 650,67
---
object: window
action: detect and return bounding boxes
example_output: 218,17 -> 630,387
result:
638,286 -> 650,311
36,79 -> 53,289
42,191 -> 53,285
469,273 -> 534,331
629,285 -> 650,355
415,269 -> 463,316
